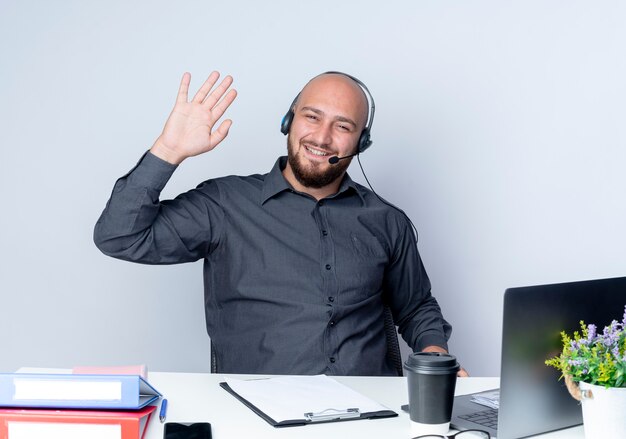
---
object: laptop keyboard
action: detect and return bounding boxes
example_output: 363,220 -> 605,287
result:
458,408 -> 499,430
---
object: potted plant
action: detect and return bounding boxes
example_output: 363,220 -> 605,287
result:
545,305 -> 626,439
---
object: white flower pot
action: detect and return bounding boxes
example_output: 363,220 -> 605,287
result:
579,381 -> 626,439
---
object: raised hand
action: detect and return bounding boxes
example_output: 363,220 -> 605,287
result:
151,71 -> 238,165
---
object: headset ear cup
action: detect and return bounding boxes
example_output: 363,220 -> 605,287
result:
358,129 -> 372,153
280,110 -> 294,135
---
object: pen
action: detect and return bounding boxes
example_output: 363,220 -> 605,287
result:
159,398 -> 168,423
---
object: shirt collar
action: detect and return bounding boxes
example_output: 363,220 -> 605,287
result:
261,156 -> 365,205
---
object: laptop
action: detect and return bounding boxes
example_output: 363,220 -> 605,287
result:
451,276 -> 626,439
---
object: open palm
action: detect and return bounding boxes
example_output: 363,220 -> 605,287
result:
153,72 -> 237,164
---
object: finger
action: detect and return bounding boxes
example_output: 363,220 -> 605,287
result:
191,71 -> 220,103
210,89 -> 238,122
202,75 -> 234,109
209,119 -> 233,148
176,72 -> 191,103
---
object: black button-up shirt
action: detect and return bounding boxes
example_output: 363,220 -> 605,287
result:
94,152 -> 451,375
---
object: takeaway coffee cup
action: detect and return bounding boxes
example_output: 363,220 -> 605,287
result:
404,352 -> 460,436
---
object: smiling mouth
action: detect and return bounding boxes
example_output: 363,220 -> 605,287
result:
304,145 -> 332,157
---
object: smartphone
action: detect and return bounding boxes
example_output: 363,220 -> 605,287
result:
163,422 -> 212,439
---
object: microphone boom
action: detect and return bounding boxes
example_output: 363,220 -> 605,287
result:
328,152 -> 358,164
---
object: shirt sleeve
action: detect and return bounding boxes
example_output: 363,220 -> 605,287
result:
93,151 -> 224,264
383,218 -> 452,352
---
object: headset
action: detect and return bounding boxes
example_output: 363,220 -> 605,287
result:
280,71 -> 376,155
280,71 -> 419,241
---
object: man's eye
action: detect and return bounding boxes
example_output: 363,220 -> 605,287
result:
338,125 -> 350,131
306,115 -> 318,121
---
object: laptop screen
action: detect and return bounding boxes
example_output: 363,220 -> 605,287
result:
497,276 -> 626,439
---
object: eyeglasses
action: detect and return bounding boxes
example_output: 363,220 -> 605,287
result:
412,430 -> 491,439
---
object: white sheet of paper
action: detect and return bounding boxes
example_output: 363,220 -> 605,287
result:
470,390 -> 500,409
224,375 -> 391,422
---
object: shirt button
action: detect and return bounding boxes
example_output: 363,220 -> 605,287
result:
319,201 -> 324,206
329,321 -> 335,327
325,264 -> 331,270
322,230 -> 328,236
328,296 -> 334,302
329,357 -> 336,363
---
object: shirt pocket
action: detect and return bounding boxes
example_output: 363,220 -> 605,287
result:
350,232 -> 388,261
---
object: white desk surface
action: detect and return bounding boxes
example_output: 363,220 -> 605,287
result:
17,369 -> 584,439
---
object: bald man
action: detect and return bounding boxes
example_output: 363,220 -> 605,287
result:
94,71 -> 457,376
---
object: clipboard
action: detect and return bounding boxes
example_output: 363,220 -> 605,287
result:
220,375 -> 397,428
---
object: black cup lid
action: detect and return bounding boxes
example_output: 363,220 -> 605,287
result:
404,352 -> 460,374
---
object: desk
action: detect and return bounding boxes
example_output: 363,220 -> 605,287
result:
143,372 -> 584,439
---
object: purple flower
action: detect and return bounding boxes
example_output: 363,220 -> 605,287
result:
601,321 -> 620,348
587,324 -> 597,341
622,305 -> 626,326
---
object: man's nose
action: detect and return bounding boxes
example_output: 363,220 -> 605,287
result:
310,122 -> 333,147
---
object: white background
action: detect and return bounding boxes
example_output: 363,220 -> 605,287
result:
1,0 -> 625,376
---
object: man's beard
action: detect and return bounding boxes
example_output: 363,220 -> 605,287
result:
287,135 -> 351,189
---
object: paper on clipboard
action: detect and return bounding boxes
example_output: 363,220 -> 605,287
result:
222,375 -> 396,426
